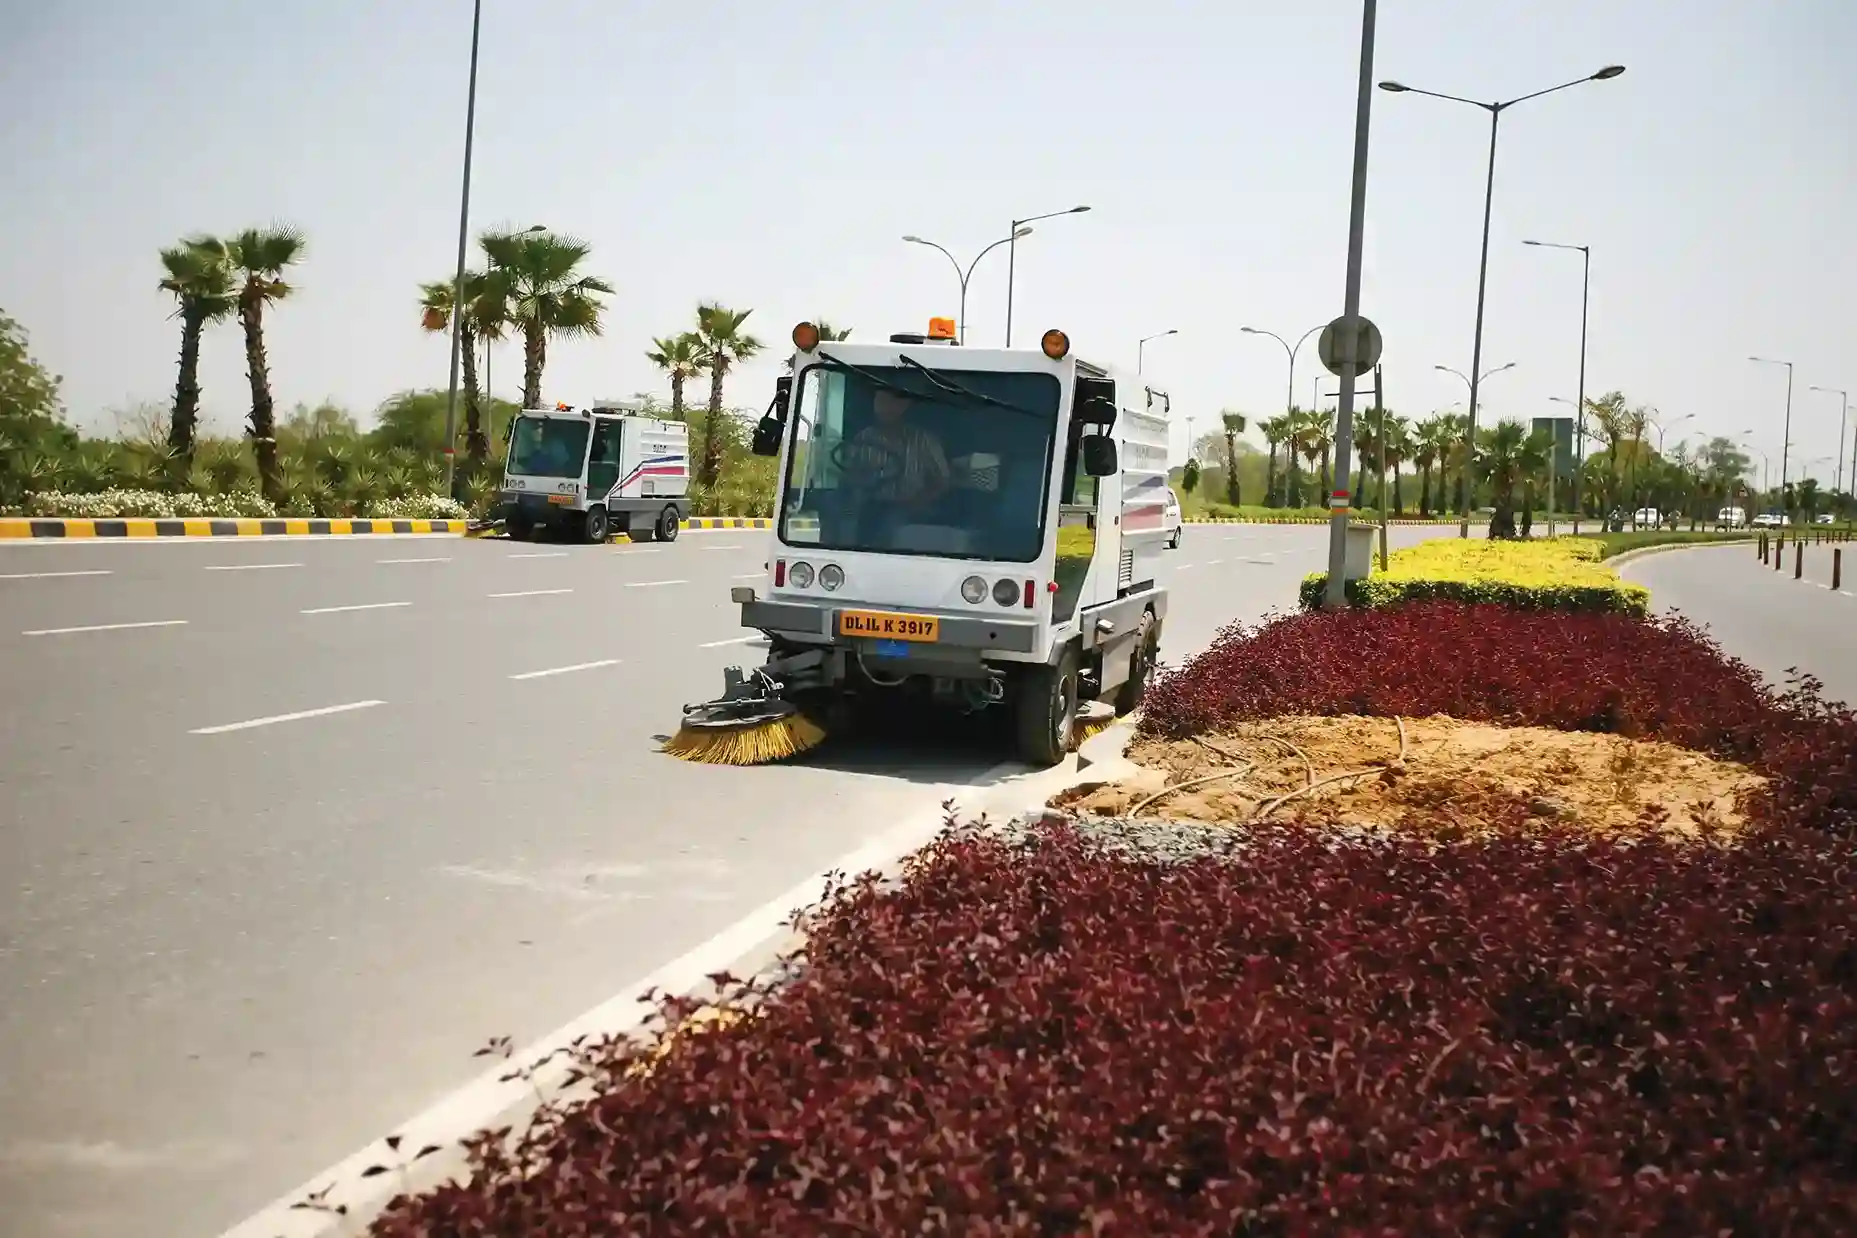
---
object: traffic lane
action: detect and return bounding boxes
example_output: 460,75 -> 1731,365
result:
1622,544 -> 1857,708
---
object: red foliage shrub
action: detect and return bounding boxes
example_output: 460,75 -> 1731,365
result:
1140,600 -> 1857,836
372,822 -> 1857,1236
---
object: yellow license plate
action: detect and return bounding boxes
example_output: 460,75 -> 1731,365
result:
838,610 -> 940,642
546,494 -> 575,505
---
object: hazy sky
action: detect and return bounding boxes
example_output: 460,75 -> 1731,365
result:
4,1 -> 1854,483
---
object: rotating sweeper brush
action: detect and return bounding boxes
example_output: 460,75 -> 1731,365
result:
662,666 -> 827,766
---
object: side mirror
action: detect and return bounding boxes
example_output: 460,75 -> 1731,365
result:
751,377 -> 792,457
1081,435 -> 1118,477
1074,375 -> 1118,428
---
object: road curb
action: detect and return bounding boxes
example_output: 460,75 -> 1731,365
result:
1605,537 -> 1755,569
218,722 -> 1137,1238
0,517 -> 468,539
1183,516 -> 1475,526
685,516 -> 771,530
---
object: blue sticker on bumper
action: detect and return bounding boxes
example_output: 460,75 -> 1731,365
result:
873,639 -> 909,659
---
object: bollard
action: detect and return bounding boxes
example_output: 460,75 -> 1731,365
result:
1836,548 -> 1844,592
1795,540 -> 1804,579
1760,532 -> 1769,562
1776,535 -> 1784,571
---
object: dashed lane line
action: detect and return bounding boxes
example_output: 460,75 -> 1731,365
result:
190,699 -> 387,735
487,588 -> 574,599
204,562 -> 302,572
624,579 -> 687,589
508,658 -> 622,681
22,619 -> 189,636
301,601 -> 412,615
0,569 -> 113,580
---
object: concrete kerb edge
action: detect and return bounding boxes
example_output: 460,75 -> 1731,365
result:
1605,536 -> 1756,570
219,719 -> 1140,1238
0,517 -> 469,539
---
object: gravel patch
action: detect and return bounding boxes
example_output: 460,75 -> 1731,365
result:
981,808 -> 1249,865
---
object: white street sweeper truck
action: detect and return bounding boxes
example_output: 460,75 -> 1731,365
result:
667,317 -> 1173,767
497,403 -> 689,543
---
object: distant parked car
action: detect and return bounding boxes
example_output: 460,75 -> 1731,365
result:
1716,506 -> 1747,529
1753,512 -> 1787,528
1815,512 -> 1836,525
1162,488 -> 1183,549
1632,507 -> 1662,528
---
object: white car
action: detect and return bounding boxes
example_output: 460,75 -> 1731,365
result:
1753,512 -> 1787,528
1162,488 -> 1183,548
1815,513 -> 1836,525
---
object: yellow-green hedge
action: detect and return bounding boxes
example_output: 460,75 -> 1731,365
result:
1300,537 -> 1650,616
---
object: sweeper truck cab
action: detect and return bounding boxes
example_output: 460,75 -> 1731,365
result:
497,403 -> 689,543
673,318 -> 1171,767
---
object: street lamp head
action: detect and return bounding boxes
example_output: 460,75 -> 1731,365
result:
1378,81 -> 1410,92
1591,65 -> 1626,80
1162,328 -> 1179,337
1522,239 -> 1543,246
1432,364 -> 1450,372
524,223 -> 547,233
902,234 -> 924,244
1012,225 -> 1034,238
1491,362 -> 1518,375
1068,205 -> 1091,214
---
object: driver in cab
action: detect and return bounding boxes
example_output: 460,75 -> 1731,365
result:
847,388 -> 951,539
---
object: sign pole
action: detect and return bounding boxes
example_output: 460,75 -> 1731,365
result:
1321,0 -> 1380,609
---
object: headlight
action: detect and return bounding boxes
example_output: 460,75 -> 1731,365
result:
992,577 -> 1019,606
789,561 -> 815,588
819,563 -> 844,591
961,575 -> 988,604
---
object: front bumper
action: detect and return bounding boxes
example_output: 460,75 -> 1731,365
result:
741,598 -> 1040,655
500,492 -> 581,523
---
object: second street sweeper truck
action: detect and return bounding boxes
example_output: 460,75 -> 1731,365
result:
667,317 -> 1173,768
496,403 -> 689,543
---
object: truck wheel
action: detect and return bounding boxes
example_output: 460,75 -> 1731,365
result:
1114,611 -> 1160,716
657,506 -> 682,542
506,517 -> 534,542
583,506 -> 610,544
1015,645 -> 1078,767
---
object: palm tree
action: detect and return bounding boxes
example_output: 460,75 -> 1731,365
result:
1218,411 -> 1246,506
1295,408 -> 1333,506
1584,392 -> 1630,520
691,303 -> 765,487
1412,414 -> 1455,517
419,270 -> 508,468
157,234 -> 236,469
1474,419 -> 1532,539
646,333 -> 706,422
1352,413 -> 1382,510
1383,413 -> 1412,515
1515,423 -> 1554,537
226,225 -> 306,504
1259,413 -> 1292,508
480,230 -> 614,412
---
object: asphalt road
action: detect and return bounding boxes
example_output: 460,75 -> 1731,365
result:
1621,540 -> 1857,707
0,521 -> 1436,1238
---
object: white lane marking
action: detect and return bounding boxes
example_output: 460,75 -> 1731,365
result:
0,569 -> 112,579
506,551 -> 568,559
1204,558 -> 1226,566
731,572 -> 763,580
698,635 -> 758,648
488,588 -> 574,599
508,658 -> 621,681
699,544 -> 743,551
190,699 -> 386,735
301,601 -> 411,615
204,562 -> 302,572
625,579 -> 686,589
1172,563 -> 1197,571
622,546 -> 664,554
378,556 -> 451,564
216,758 -> 1027,1238
23,619 -> 188,637
1239,555 -> 1277,564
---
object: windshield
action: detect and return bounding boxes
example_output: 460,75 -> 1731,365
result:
506,416 -> 590,479
779,363 -> 1061,562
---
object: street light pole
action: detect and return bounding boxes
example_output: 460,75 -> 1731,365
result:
1321,0 -> 1379,609
1380,65 -> 1625,538
1808,385 -> 1850,495
441,0 -> 484,497
1137,329 -> 1178,375
903,229 -> 1031,345
1435,361 -> 1515,516
1003,205 -> 1090,347
1240,324 -> 1324,417
1523,239 -> 1591,532
1750,356 -> 1794,497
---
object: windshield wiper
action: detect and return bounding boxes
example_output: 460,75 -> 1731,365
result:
814,351 -> 935,402
893,355 -> 1041,416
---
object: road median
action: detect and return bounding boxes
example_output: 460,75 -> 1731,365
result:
0,516 -> 468,539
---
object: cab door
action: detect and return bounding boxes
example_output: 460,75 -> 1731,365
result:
587,418 -> 623,498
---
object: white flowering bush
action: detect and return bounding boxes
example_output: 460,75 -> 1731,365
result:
18,488 -> 277,519
360,493 -> 468,521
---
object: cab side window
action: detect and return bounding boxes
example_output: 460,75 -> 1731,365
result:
587,420 -> 623,496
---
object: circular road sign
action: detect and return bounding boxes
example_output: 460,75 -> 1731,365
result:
1318,315 -> 1383,376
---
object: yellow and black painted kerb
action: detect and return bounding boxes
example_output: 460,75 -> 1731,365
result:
683,517 -> 771,530
0,517 -> 468,539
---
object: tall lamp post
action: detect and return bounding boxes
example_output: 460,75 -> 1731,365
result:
1549,395 -> 1587,529
1739,432 -> 1774,509
441,0 -> 486,497
1808,385 -> 1850,495
1436,361 -> 1515,518
1003,205 -> 1090,347
1241,324 -> 1324,416
1523,238 -> 1591,532
903,229 -> 1031,345
1749,356 -> 1794,497
1138,329 -> 1178,375
1380,64 -> 1625,538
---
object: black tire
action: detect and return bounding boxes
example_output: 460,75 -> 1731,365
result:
1169,528 -> 1182,549
506,517 -> 534,542
1114,611 -> 1160,716
1015,645 -> 1079,767
657,505 -> 682,542
583,506 -> 610,544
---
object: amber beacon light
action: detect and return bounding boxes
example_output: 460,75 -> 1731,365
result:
1040,329 -> 1070,361
791,321 -> 820,352
927,317 -> 957,340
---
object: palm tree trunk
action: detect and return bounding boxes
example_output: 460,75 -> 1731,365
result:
699,362 -> 727,488
1419,465 -> 1432,517
1264,445 -> 1278,508
522,321 -> 546,412
239,293 -> 283,505
1223,434 -> 1240,505
1519,483 -> 1535,538
461,337 -> 487,468
168,307 -> 206,472
1320,447 -> 1331,505
1393,466 -> 1403,516
670,372 -> 686,422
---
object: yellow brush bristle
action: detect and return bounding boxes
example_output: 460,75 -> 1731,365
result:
661,714 -> 827,765
1074,714 -> 1115,746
